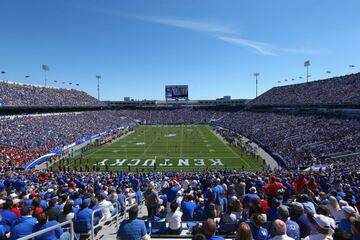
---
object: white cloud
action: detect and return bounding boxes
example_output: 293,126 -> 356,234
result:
215,35 -> 278,56
85,7 -> 324,57
135,15 -> 238,35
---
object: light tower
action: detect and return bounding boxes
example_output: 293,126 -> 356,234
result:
96,75 -> 101,100
304,60 -> 310,83
254,73 -> 259,98
42,64 -> 49,86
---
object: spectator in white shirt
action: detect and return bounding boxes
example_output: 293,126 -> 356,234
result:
99,193 -> 114,222
304,214 -> 334,240
166,202 -> 182,234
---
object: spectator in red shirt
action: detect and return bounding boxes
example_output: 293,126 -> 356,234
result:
32,197 -> 44,217
293,173 -> 308,194
68,179 -> 76,189
306,176 -> 318,192
10,199 -> 21,217
263,176 -> 287,205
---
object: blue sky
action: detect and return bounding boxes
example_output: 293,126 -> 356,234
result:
0,0 -> 359,100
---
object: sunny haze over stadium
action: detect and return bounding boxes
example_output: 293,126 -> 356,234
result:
1,0 -> 360,100
1,1 -> 360,240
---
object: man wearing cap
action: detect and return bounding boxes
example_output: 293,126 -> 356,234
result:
10,206 -> 37,240
304,214 -> 334,240
242,187 -> 260,209
278,205 -> 300,240
339,205 -> 357,235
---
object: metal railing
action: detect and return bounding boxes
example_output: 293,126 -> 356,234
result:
17,220 -> 74,240
90,195 -> 138,240
91,201 -> 120,240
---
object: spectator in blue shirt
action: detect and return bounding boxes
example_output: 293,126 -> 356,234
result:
10,206 -> 37,240
117,188 -> 127,212
290,202 -> 310,238
278,205 -> 300,240
267,198 -> 280,222
248,213 -> 268,240
117,205 -> 148,240
136,189 -> 143,205
339,205 -> 357,235
165,180 -> 181,203
242,187 -> 261,209
0,200 -> 17,232
181,194 -> 197,221
203,218 -> 224,240
33,212 -> 64,240
76,199 -> 94,232
213,179 -> 224,216
90,197 -> 103,222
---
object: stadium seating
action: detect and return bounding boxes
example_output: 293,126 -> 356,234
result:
0,111 -> 136,166
0,81 -> 102,107
248,72 -> 360,106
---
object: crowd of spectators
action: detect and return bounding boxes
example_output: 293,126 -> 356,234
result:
121,108 -> 227,125
249,73 -> 360,106
0,168 -> 358,239
0,81 -> 101,107
1,108 -> 360,173
216,111 -> 360,171
0,111 -> 136,166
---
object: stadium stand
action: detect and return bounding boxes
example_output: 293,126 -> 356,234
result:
216,111 -> 360,171
248,73 -> 360,106
0,73 -> 360,239
0,81 -> 102,107
0,169 -> 358,239
0,111 -> 136,166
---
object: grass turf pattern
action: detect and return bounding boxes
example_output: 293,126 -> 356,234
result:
62,125 -> 263,172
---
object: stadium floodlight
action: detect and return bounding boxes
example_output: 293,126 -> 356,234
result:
304,60 -> 311,83
253,73 -> 259,98
42,64 -> 49,86
96,75 -> 101,100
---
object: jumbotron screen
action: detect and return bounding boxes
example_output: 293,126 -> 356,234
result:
165,85 -> 188,100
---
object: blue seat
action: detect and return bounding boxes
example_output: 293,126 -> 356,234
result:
218,222 -> 237,234
74,219 -> 90,234
150,221 -> 167,235
187,221 -> 199,229
144,220 -> 151,234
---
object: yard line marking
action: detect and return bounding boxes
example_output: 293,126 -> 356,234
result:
207,126 -> 250,167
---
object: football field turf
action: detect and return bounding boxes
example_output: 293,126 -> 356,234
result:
65,125 -> 263,172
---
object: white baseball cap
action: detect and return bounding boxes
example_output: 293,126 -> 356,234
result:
342,205 -> 356,214
314,214 -> 335,231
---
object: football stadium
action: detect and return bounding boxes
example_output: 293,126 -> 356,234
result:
1,1 -> 360,240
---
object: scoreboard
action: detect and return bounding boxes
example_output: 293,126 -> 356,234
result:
165,85 -> 188,100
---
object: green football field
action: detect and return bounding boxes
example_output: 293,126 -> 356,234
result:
60,125 -> 264,172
